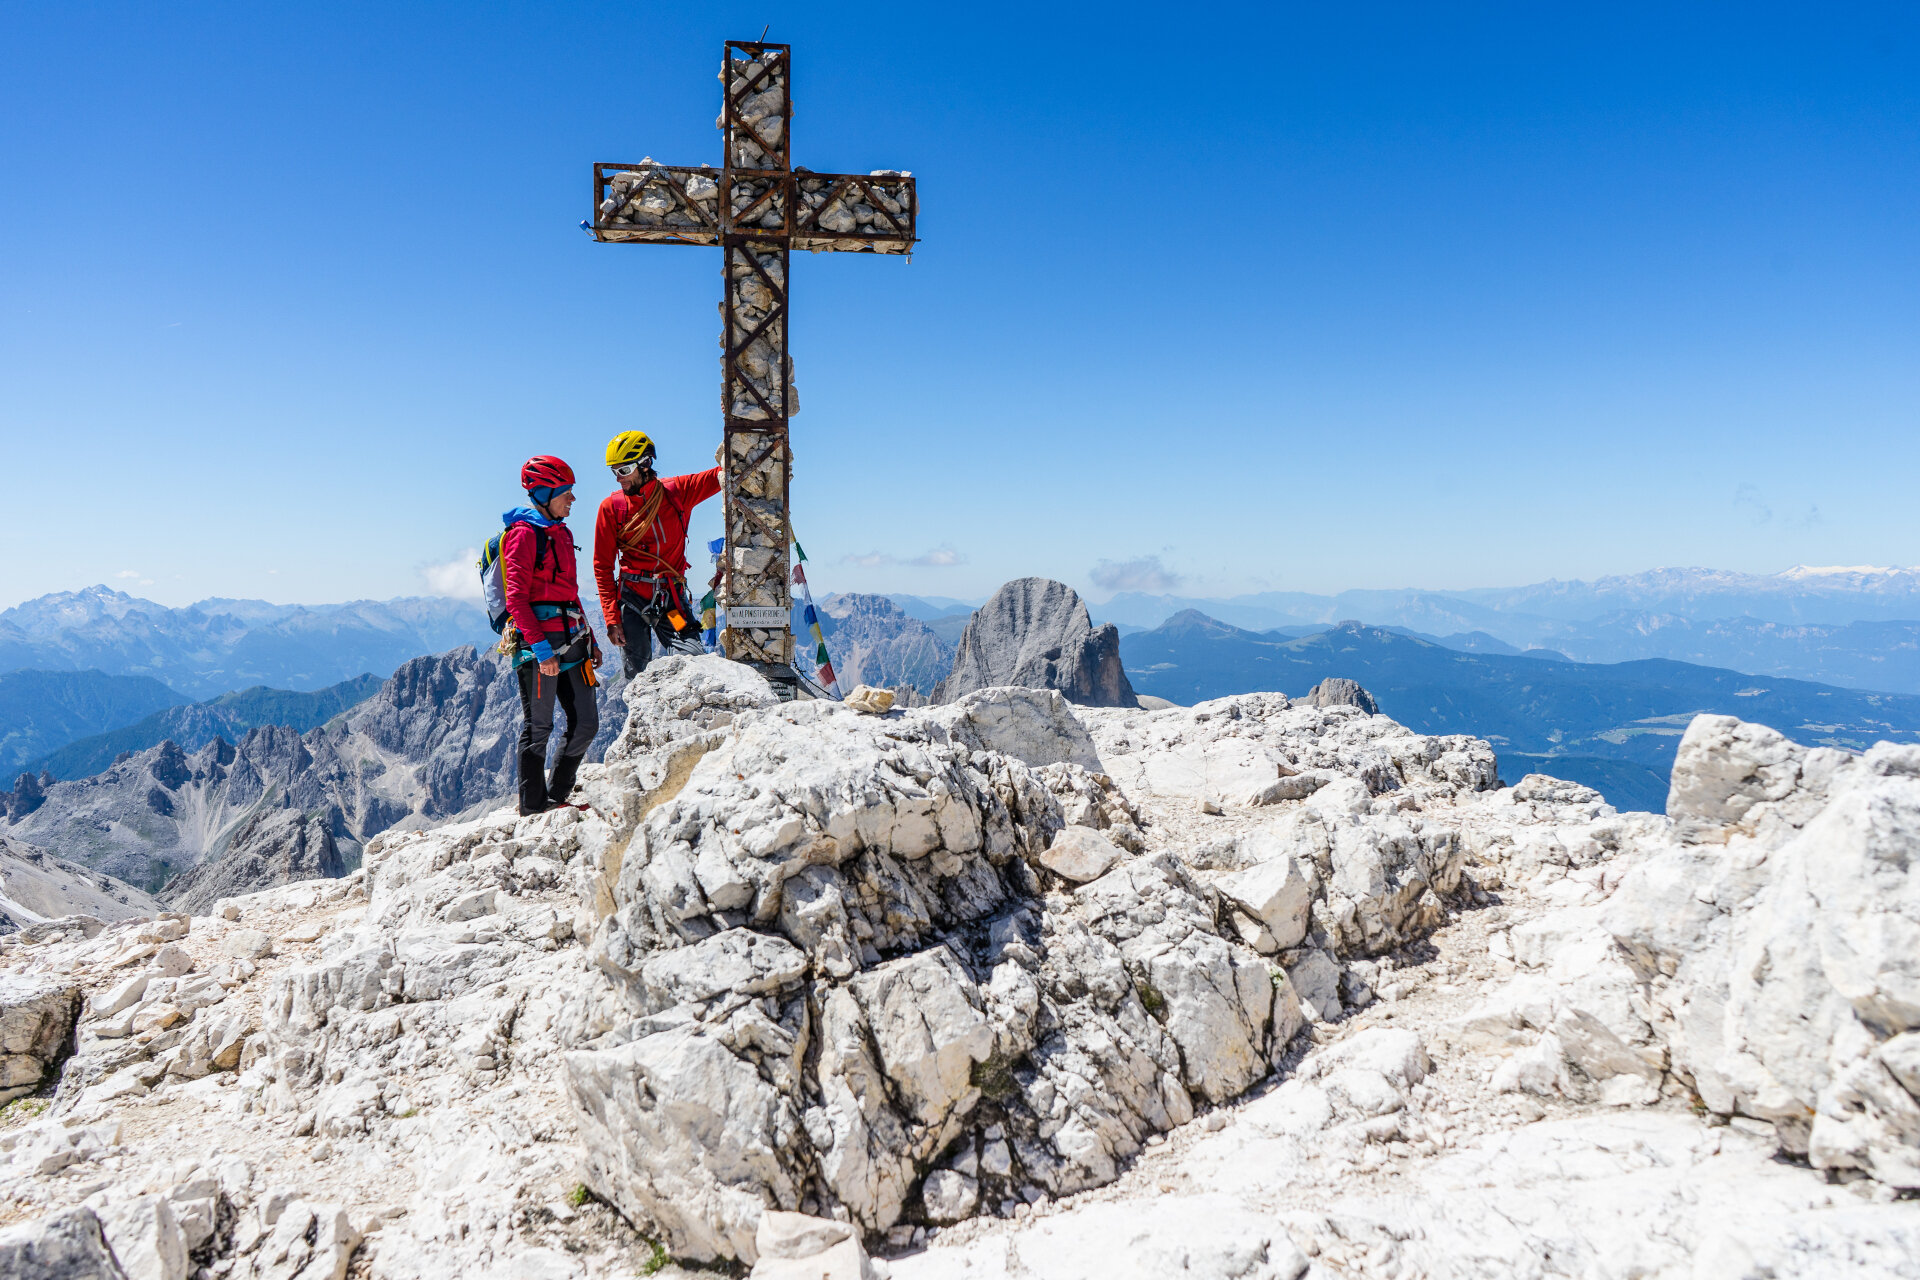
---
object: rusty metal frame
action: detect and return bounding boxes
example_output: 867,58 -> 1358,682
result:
588,40 -> 917,674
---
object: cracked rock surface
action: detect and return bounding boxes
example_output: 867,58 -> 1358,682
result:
0,657 -> 1915,1279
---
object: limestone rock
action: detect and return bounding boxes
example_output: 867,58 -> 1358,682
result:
1216,846 -> 1312,952
1305,677 -> 1378,715
842,685 -> 895,715
9,649 -> 1918,1277
935,579 -> 1136,708
159,809 -> 344,914
98,1193 -> 188,1280
920,1168 -> 978,1222
0,975 -> 79,1103
0,1206 -> 129,1279
751,1210 -> 879,1279
1037,827 -> 1123,883
0,833 -> 157,931
926,687 -> 1102,772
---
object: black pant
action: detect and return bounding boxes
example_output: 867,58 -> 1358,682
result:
619,586 -> 698,679
516,662 -> 598,814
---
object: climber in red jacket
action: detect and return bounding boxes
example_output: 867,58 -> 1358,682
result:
593,431 -> 723,678
503,456 -> 599,815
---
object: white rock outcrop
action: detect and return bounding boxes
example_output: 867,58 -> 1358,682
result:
1604,714 -> 1920,1185
1,669 -> 1915,1278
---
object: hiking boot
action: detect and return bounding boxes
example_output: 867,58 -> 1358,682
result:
547,753 -> 585,807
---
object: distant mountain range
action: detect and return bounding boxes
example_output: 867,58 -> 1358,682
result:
11,568 -> 1920,827
1119,612 -> 1920,812
27,674 -> 385,781
0,669 -> 188,775
2,647 -> 628,892
1091,566 -> 1920,694
0,585 -> 493,698
1101,565 -> 1920,630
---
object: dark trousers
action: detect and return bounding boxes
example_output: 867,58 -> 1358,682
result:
516,662 -> 598,814
619,587 -> 697,679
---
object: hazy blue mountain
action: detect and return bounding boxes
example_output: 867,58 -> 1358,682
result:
1099,588 -> 1563,639
1527,614 -> 1920,694
1454,566 -> 1920,624
1097,566 -> 1920,690
0,586 -> 493,697
924,614 -> 975,646
2,647 -> 631,892
30,674 -> 385,780
1119,612 -> 1920,812
0,669 -> 188,774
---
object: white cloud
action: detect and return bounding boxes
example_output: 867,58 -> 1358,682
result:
1089,555 -> 1185,593
115,569 -> 140,579
422,549 -> 483,599
841,546 -> 965,569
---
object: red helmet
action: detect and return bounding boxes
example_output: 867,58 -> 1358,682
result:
520,456 -> 575,491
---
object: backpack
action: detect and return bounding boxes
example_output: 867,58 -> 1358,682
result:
477,524 -> 551,634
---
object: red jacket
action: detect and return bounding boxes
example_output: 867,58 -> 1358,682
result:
501,514 -> 584,654
593,468 -> 722,627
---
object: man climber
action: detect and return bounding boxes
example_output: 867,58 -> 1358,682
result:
593,431 -> 723,677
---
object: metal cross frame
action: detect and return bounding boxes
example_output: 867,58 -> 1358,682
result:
587,40 -> 918,681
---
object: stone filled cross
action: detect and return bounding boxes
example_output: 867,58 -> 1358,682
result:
588,40 -> 917,683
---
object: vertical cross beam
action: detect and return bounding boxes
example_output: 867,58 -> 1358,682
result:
587,41 -> 917,686
717,42 -> 795,670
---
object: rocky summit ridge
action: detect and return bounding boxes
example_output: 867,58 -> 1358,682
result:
0,656 -> 1915,1278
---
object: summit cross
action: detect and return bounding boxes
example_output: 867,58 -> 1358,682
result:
587,39 -> 918,684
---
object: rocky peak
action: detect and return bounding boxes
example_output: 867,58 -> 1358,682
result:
936,578 -> 1137,708
1306,676 -> 1379,714
0,658 -> 1913,1278
818,594 -> 954,696
160,809 -> 344,914
2,771 -> 50,821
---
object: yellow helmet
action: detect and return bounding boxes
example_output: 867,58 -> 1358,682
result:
605,430 -> 656,468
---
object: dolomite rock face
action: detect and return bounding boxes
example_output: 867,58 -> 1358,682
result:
159,809 -> 345,915
1603,714 -> 1920,1184
0,833 -> 157,933
1305,676 -> 1378,716
568,659 -> 1282,1261
937,579 -> 1136,709
2,672 -> 1916,1278
818,594 -> 954,697
0,974 -> 80,1103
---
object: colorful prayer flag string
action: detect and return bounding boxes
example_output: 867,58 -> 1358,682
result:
701,536 -> 724,651
790,538 -> 842,698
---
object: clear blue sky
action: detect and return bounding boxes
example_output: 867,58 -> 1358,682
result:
3,3 -> 1916,610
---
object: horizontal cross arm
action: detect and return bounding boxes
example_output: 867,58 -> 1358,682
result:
791,171 -> 917,254
591,162 -> 722,245
590,164 -> 916,252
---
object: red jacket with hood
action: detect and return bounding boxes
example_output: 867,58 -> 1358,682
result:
501,508 -> 584,663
